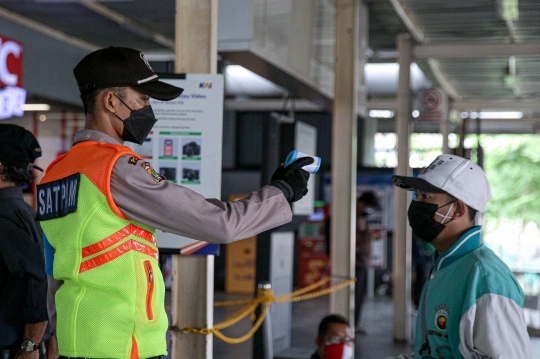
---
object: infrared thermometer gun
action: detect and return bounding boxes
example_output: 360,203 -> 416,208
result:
284,150 -> 321,174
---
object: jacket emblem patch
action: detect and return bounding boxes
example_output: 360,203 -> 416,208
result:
141,161 -> 165,183
128,156 -> 139,166
435,309 -> 448,331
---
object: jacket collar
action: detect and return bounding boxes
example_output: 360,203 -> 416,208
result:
0,186 -> 24,200
434,226 -> 482,272
73,129 -> 123,145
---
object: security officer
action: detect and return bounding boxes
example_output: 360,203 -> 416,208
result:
38,47 -> 312,359
0,124 -> 48,359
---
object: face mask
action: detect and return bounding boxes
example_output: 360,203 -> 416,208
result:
323,343 -> 353,359
112,94 -> 157,145
407,200 -> 455,242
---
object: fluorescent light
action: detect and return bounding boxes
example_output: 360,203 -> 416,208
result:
459,111 -> 523,119
369,110 -> 394,118
479,111 -> 523,119
24,104 -> 51,111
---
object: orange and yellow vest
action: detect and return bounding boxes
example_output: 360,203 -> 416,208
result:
38,141 -> 167,359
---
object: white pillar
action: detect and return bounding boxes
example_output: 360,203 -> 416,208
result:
330,0 -> 362,325
171,1 -> 218,358
393,33 -> 413,343
442,107 -> 455,154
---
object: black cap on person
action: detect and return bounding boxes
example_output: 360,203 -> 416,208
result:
73,47 -> 184,101
0,124 -> 43,171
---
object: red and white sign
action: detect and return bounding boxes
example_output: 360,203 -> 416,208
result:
0,35 -> 25,120
0,87 -> 26,120
0,35 -> 23,88
416,88 -> 448,122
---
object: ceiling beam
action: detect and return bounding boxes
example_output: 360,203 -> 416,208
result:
369,97 -> 540,112
415,42 -> 540,59
224,98 -> 323,112
426,59 -> 461,100
387,0 -> 425,43
0,5 -> 99,52
80,0 -> 175,49
453,99 -> 540,111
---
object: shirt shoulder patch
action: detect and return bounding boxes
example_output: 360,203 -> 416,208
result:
128,156 -> 139,166
37,173 -> 80,220
140,161 -> 165,183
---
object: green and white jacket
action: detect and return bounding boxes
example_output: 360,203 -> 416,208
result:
415,226 -> 532,359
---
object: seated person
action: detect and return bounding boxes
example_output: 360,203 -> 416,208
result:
313,314 -> 354,359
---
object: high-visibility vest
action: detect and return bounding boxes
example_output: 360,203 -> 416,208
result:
38,141 -> 166,359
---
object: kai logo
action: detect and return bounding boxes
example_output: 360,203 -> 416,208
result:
37,173 -> 80,220
199,82 -> 212,89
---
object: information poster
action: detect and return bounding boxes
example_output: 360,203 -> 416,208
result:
130,74 -> 223,255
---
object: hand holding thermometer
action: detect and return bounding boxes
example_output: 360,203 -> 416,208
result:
284,150 -> 321,174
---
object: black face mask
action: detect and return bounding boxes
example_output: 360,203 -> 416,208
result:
407,200 -> 455,243
112,95 -> 157,145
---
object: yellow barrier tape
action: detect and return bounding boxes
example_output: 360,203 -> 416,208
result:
178,277 -> 356,344
275,278 -> 355,303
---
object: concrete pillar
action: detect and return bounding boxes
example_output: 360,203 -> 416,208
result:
330,0 -> 363,325
171,1 -> 218,358
175,0 -> 218,74
393,33 -> 413,343
362,118 -> 377,166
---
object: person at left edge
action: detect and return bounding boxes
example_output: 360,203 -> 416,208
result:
0,124 -> 48,359
37,46 -> 313,359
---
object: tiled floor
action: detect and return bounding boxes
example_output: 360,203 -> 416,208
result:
212,292 -> 540,359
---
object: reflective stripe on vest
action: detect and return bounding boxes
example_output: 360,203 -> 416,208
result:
79,224 -> 158,273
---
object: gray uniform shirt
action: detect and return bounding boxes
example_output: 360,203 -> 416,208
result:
74,129 -> 292,242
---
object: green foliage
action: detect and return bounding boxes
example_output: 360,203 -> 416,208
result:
482,135 -> 540,225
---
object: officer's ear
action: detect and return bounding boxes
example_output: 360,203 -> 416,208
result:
101,90 -> 119,113
452,200 -> 466,219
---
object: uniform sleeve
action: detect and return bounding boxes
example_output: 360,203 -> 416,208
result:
47,275 -> 63,335
0,215 -> 48,324
110,155 -> 292,243
458,293 -> 532,359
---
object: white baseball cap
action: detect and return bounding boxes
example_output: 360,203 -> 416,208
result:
392,154 -> 492,211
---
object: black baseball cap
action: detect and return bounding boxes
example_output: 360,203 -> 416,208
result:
0,124 -> 43,171
73,47 -> 184,101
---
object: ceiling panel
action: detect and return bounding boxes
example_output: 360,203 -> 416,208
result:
0,0 -> 539,114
